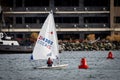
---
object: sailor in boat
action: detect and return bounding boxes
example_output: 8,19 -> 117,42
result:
47,57 -> 53,67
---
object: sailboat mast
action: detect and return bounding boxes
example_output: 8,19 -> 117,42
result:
0,6 -> 2,32
0,6 -> 5,32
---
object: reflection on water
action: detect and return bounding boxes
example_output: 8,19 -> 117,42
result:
0,51 -> 120,80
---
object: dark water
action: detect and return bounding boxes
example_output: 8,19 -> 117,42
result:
0,51 -> 120,80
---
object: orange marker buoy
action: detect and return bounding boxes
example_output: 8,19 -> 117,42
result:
78,58 -> 89,69
107,51 -> 114,59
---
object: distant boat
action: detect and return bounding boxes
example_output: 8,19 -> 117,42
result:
0,32 -> 33,53
31,11 -> 68,69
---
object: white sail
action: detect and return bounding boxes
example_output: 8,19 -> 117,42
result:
32,11 -> 59,60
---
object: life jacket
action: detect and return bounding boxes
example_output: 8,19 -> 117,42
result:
47,59 -> 53,64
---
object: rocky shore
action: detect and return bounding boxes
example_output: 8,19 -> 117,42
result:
59,40 -> 120,51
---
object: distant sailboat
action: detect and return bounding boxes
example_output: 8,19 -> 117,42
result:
31,11 -> 68,69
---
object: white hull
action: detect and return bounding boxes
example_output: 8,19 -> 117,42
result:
34,64 -> 68,69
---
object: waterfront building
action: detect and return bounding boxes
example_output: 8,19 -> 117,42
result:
0,0 -> 120,40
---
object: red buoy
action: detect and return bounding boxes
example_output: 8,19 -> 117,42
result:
107,51 -> 114,59
78,58 -> 89,69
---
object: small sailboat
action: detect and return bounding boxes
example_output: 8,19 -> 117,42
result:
31,11 -> 68,69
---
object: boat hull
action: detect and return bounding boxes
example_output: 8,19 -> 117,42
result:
0,45 -> 33,53
34,64 -> 68,69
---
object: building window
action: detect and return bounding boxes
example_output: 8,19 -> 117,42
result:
16,17 -> 22,24
1,0 -> 13,7
24,0 -> 49,7
84,17 -> 109,23
55,17 -> 79,23
24,17 -> 79,24
58,34 -> 79,40
114,0 -> 120,6
16,34 -> 23,39
25,33 -> 30,38
84,0 -> 110,7
25,17 -> 37,23
114,17 -> 120,23
37,17 -> 46,23
54,0 -> 79,7
25,17 -> 46,23
15,0 -> 22,7
5,17 -> 13,24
